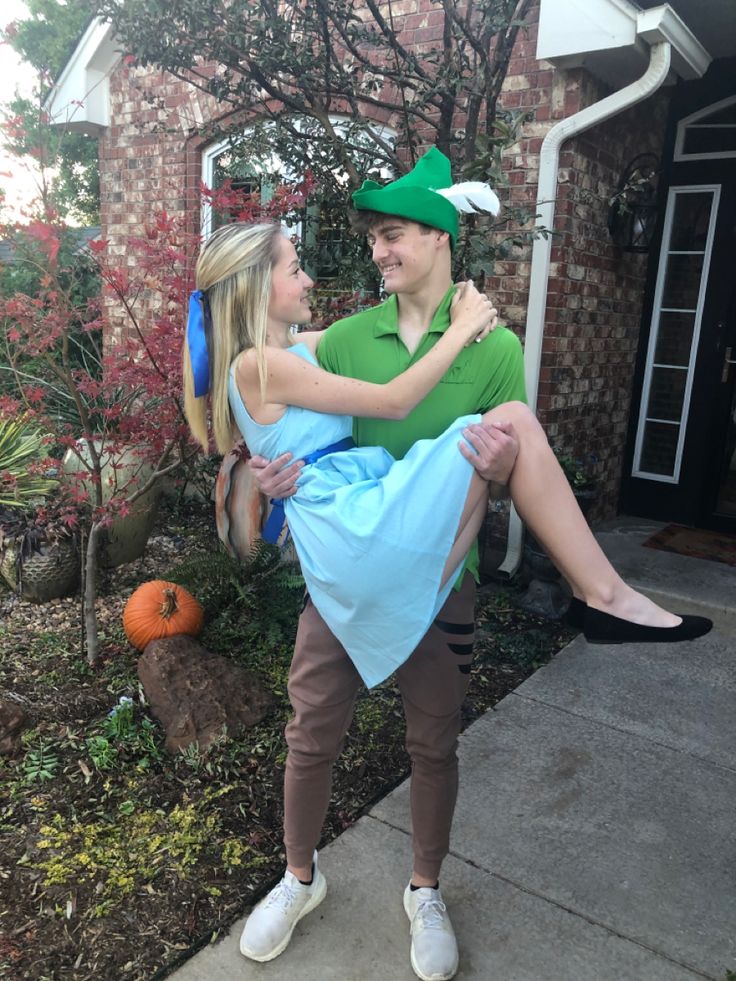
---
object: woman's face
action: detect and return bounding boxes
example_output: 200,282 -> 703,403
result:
268,235 -> 314,329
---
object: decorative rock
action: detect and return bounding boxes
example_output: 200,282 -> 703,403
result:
0,697 -> 28,757
137,635 -> 273,753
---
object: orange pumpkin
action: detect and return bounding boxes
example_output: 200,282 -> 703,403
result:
123,580 -> 204,651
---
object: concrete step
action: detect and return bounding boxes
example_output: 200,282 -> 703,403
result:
595,517 -> 736,627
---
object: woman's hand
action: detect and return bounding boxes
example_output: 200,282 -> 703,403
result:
450,280 -> 499,346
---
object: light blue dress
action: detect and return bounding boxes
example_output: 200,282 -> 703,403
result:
228,343 -> 479,689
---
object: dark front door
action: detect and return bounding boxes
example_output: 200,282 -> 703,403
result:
621,71 -> 736,533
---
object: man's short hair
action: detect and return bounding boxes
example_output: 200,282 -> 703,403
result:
348,209 -> 437,237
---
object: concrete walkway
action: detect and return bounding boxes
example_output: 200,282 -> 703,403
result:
171,518 -> 736,981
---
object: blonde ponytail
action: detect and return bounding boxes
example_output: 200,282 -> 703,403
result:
182,222 -> 282,454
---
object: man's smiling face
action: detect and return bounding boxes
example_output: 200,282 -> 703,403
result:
366,218 -> 449,296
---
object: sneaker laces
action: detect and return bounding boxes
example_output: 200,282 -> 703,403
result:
414,896 -> 448,930
264,876 -> 299,914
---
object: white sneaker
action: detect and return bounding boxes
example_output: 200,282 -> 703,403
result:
239,851 -> 326,962
403,884 -> 459,981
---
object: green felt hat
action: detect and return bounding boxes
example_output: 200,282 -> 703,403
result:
351,147 -> 459,246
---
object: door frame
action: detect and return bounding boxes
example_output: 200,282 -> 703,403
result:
621,60 -> 736,531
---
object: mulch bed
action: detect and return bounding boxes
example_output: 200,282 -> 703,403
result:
0,497 -> 574,981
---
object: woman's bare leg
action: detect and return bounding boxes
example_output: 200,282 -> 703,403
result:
441,477 -> 488,588
459,402 -> 681,628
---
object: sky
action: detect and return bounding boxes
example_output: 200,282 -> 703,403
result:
0,0 -> 47,222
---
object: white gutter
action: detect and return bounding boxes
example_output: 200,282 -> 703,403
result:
498,40 -> 672,575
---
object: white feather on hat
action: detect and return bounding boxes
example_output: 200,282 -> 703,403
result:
434,181 -> 501,216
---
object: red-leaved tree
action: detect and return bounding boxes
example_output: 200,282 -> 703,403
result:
0,177 -> 316,664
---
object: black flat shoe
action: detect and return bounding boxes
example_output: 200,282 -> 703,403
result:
582,607 -> 713,645
565,597 -> 586,629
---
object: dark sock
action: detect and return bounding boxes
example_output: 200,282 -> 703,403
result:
298,862 -> 315,886
410,880 -> 439,891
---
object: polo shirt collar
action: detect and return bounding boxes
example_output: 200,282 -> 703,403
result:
372,286 -> 456,338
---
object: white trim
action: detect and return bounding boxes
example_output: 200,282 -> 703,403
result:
44,18 -> 119,133
635,6 -> 710,80
536,0 -> 710,87
674,95 -> 736,161
632,184 -> 722,481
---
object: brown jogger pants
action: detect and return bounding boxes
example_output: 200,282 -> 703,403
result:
283,572 -> 476,881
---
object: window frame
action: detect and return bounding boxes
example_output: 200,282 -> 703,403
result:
674,95 -> 736,163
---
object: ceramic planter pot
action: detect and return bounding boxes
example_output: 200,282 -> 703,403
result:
61,441 -> 161,568
0,537 -> 80,603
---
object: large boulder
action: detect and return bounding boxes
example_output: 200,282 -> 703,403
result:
137,635 -> 273,753
0,697 -> 28,757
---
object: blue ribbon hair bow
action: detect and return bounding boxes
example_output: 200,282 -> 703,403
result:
187,289 -> 212,398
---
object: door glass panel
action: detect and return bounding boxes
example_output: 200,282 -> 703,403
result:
639,422 -> 680,476
669,193 -> 712,250
654,312 -> 695,366
633,186 -> 719,481
661,253 -> 704,309
647,367 -> 687,421
683,127 -> 736,156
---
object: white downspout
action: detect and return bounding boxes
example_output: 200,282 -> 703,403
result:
498,40 -> 672,576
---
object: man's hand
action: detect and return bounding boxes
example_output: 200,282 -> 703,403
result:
248,453 -> 304,499
459,420 -> 519,484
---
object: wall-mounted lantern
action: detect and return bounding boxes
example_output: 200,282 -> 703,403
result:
607,154 -> 659,253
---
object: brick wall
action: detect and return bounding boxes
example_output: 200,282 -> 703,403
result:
486,6 -> 671,520
100,65 -> 206,245
97,1 -> 671,520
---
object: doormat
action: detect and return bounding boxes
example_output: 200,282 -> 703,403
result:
643,524 -> 736,567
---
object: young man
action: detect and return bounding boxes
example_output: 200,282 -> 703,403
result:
243,148 -> 526,981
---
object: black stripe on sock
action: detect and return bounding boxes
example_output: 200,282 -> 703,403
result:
434,619 -> 474,634
448,642 -> 474,656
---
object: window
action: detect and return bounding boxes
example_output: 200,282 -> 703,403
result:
201,118 -> 396,283
201,136 -> 275,238
674,96 -> 736,162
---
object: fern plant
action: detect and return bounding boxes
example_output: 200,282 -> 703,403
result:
167,541 -> 305,649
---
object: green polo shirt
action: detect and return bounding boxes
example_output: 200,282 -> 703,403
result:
317,286 -> 527,583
